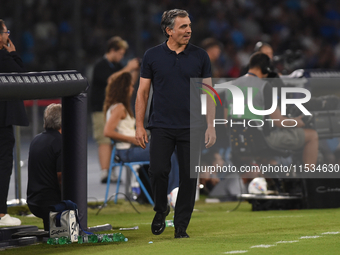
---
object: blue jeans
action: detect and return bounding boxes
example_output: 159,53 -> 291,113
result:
117,143 -> 151,162
168,148 -> 179,194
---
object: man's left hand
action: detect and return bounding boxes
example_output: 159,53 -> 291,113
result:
205,126 -> 216,148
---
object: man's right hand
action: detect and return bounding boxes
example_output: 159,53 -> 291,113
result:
135,126 -> 148,149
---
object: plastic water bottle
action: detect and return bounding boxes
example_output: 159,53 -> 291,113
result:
58,236 -> 71,245
47,237 -> 58,245
101,234 -> 112,243
131,182 -> 141,200
78,235 -> 89,244
77,235 -> 83,244
88,234 -> 98,243
165,220 -> 174,227
47,236 -> 71,245
112,233 -> 120,242
96,234 -> 104,242
120,233 -> 128,242
111,233 -> 127,242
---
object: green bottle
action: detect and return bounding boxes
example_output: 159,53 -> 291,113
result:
107,234 -> 114,241
78,235 -> 83,244
112,233 -> 120,242
58,236 -> 71,245
88,234 -> 98,243
110,233 -> 128,242
101,235 -> 112,243
47,238 -> 58,245
97,234 -> 103,242
117,233 -> 127,242
119,233 -> 125,242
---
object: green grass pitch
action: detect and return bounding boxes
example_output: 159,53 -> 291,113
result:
2,198 -> 340,255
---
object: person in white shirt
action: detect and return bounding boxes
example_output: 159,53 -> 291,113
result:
103,72 -> 149,161
103,72 -> 179,169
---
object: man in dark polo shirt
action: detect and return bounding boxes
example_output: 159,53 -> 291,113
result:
135,9 -> 216,238
27,104 -> 62,231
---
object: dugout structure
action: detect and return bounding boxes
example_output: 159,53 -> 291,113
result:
0,70 -> 89,229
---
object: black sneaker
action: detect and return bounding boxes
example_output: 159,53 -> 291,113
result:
151,205 -> 170,235
174,227 -> 189,238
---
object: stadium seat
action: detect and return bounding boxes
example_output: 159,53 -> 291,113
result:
104,141 -> 154,206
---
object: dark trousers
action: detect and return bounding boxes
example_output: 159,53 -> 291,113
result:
0,126 -> 15,214
149,128 -> 202,229
28,199 -> 62,231
28,204 -> 52,231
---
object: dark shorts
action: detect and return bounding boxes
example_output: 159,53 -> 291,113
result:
265,128 -> 305,150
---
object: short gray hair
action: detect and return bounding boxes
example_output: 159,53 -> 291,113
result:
161,9 -> 189,38
43,103 -> 62,130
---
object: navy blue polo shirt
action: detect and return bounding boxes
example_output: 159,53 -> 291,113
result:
141,41 -> 212,129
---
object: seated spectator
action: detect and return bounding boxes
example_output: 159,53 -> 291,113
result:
27,103 -> 62,231
103,72 -> 150,161
103,72 -> 179,197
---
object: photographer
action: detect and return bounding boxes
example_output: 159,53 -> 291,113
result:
226,53 -> 318,166
238,41 -> 284,111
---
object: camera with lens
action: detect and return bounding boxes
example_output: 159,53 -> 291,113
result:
273,49 -> 304,74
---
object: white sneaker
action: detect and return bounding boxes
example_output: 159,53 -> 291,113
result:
110,172 -> 118,183
0,214 -> 21,226
100,169 -> 108,183
101,170 -> 118,184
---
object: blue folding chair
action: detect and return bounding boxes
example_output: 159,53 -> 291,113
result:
104,141 -> 154,206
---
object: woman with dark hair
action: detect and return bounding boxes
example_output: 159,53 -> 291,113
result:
103,72 -> 149,161
104,72 -> 179,198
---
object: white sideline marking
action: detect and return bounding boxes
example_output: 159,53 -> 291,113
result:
322,232 -> 340,235
300,236 -> 320,239
250,244 -> 276,248
261,215 -> 303,219
224,251 -> 248,254
225,231 -> 335,253
276,240 -> 299,244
